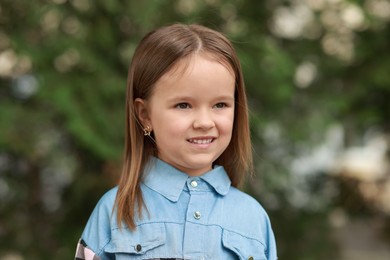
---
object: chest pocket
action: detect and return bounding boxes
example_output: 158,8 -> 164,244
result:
104,223 -> 166,260
222,229 -> 268,260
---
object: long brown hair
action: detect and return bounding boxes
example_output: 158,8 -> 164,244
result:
116,23 -> 253,229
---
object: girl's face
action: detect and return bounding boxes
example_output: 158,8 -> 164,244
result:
136,54 -> 235,176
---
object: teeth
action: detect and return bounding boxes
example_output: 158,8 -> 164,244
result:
189,138 -> 213,144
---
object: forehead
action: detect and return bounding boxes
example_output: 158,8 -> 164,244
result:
158,52 -> 235,86
149,53 -> 235,101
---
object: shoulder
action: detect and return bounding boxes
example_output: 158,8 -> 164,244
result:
222,186 -> 273,238
94,186 -> 118,210
85,186 -> 118,221
225,186 -> 267,215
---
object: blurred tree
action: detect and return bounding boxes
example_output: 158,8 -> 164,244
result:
0,0 -> 389,259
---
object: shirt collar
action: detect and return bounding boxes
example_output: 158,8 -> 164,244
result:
142,157 -> 231,202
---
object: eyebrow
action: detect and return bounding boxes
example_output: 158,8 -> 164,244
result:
167,95 -> 235,102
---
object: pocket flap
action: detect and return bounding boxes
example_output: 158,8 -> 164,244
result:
222,229 -> 267,260
105,223 -> 166,254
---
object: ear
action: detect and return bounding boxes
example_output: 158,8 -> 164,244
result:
134,98 -> 151,128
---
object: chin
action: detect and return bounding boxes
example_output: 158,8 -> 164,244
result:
185,158 -> 216,172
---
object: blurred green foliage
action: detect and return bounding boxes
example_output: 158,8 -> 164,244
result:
0,0 -> 389,259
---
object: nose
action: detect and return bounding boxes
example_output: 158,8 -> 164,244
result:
193,108 -> 215,130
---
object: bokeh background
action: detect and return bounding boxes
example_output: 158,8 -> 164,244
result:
0,0 -> 389,259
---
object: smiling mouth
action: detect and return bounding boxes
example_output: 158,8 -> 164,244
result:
187,138 -> 214,144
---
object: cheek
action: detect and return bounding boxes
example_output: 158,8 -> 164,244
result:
216,123 -> 234,142
217,113 -> 235,133
152,115 -> 189,137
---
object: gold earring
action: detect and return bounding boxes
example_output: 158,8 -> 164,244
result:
143,126 -> 152,136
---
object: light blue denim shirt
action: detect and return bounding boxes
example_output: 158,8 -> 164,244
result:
80,158 -> 277,260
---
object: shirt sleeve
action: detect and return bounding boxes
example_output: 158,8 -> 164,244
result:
75,188 -> 118,260
75,239 -> 101,260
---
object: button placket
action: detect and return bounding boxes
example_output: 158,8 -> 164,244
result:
183,186 -> 210,256
189,179 -> 201,221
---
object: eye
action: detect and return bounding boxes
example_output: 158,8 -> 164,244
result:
175,103 -> 191,109
213,102 -> 227,109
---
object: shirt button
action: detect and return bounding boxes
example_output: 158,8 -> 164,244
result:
194,211 -> 201,220
190,180 -> 198,187
248,257 -> 254,260
135,244 -> 142,252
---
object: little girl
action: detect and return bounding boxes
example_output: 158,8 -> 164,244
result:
75,23 -> 277,260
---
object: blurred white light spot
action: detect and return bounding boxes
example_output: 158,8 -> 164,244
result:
0,252 -> 24,260
40,154 -> 76,212
70,0 -> 91,12
305,0 -> 326,11
321,10 -> 342,30
321,33 -> 354,62
263,122 -> 282,145
41,9 -> 62,32
13,55 -> 33,76
54,48 -> 80,73
220,3 -> 237,21
62,16 -> 81,35
175,0 -> 200,15
294,61 -> 317,88
0,49 -> 17,77
341,3 -> 365,30
288,187 -> 310,208
329,208 -> 348,228
270,4 -> 314,39
291,124 -> 344,176
224,20 -> 248,37
365,0 -> 390,20
12,74 -> 39,100
335,134 -> 388,182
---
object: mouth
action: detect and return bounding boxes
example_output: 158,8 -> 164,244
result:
187,138 -> 215,144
